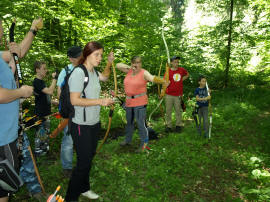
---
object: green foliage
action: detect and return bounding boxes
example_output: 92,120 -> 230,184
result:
241,156 -> 270,201
0,1 -> 270,200
1,0 -> 269,89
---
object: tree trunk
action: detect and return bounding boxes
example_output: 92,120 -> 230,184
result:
224,0 -> 234,88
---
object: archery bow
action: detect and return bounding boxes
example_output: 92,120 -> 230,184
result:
160,17 -> 170,96
157,61 -> 166,122
23,112 -> 60,132
9,19 -> 45,194
157,61 -> 163,95
148,19 -> 170,122
96,59 -> 117,153
9,19 -> 25,162
206,82 -> 212,139
192,102 -> 201,136
9,19 -> 23,86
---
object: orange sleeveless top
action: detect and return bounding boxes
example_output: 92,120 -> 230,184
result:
124,69 -> 148,107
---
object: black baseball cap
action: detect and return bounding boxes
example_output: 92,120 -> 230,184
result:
67,46 -> 82,58
170,56 -> 180,62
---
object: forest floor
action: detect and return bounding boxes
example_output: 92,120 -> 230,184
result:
11,86 -> 270,202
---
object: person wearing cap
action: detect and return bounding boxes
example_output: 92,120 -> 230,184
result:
56,46 -> 82,178
33,61 -> 57,156
165,56 -> 189,133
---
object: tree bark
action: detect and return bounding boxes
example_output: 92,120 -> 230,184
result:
224,0 -> 234,88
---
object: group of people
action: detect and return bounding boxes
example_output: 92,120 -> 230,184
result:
0,17 -> 211,202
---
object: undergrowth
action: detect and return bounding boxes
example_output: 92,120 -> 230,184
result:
11,86 -> 270,201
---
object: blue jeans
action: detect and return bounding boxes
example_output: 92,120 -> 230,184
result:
124,105 -> 148,147
61,126 -> 73,170
198,106 -> 209,138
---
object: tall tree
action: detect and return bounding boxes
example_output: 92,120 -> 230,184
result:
224,0 -> 234,87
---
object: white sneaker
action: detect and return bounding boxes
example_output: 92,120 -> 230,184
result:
82,190 -> 99,199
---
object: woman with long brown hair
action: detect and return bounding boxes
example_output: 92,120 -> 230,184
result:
65,41 -> 114,201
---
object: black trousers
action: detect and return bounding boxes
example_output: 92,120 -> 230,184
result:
65,121 -> 100,201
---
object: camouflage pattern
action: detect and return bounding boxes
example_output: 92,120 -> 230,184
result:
34,119 -> 50,156
19,132 -> 42,195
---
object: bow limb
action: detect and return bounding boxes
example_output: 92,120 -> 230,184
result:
157,61 -> 163,96
148,19 -> 171,122
160,18 -> 170,97
97,61 -> 117,153
9,19 -> 15,42
9,19 -> 25,158
9,19 -> 24,150
161,20 -> 170,65
96,107 -> 114,153
160,63 -> 169,98
206,82 -> 212,139
28,145 -> 46,194
208,101 -> 212,139
148,98 -> 164,123
148,64 -> 168,122
112,60 -> 118,97
157,61 -> 166,122
9,19 -> 23,87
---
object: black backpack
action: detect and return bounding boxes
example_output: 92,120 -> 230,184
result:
59,64 -> 98,121
0,145 -> 23,192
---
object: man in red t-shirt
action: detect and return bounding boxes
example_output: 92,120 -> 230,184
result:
165,56 -> 189,133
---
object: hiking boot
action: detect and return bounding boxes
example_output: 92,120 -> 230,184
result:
175,126 -> 182,133
34,149 -> 43,157
63,169 -> 72,178
82,190 -> 99,199
165,127 -> 173,133
120,141 -> 131,146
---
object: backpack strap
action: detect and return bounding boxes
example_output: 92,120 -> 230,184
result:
94,68 -> 99,78
64,65 -> 69,75
78,64 -> 89,122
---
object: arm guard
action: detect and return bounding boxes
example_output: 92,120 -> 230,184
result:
153,76 -> 165,84
160,63 -> 169,97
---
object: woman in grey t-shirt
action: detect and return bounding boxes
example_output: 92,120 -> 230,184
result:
65,41 -> 114,201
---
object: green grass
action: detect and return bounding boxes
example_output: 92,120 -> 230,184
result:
11,86 -> 270,201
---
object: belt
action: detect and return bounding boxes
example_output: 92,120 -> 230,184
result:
126,92 -> 146,99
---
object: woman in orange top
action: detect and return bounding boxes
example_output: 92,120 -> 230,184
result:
116,56 -> 167,152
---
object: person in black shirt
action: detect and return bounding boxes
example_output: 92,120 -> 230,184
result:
33,61 -> 57,156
